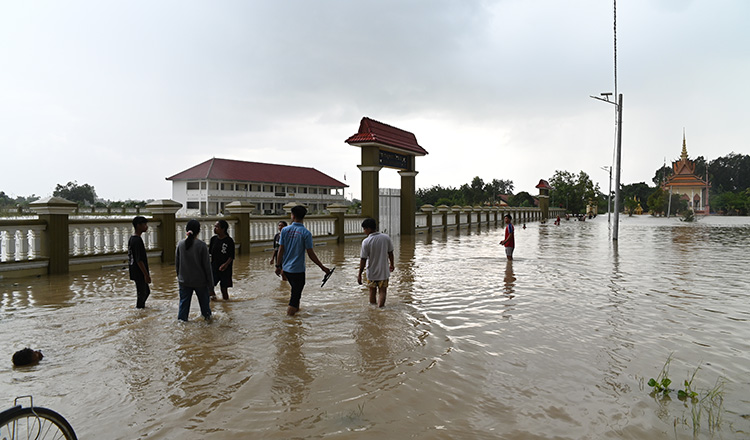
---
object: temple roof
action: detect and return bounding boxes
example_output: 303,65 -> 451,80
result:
664,133 -> 709,189
345,117 -> 428,156
166,158 -> 347,187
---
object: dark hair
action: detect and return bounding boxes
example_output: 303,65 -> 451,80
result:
291,205 -> 307,220
185,219 -> 200,250
278,221 -> 288,227
215,219 -> 229,232
12,348 -> 37,366
362,218 -> 377,230
504,214 -> 512,220
132,216 -> 148,228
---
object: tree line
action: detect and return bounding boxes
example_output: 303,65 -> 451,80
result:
0,181 -> 149,211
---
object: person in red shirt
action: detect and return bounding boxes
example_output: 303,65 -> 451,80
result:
500,214 -> 515,260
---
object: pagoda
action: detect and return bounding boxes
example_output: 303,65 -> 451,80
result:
662,132 -> 711,214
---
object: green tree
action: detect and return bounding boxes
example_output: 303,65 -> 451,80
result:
624,197 -> 639,216
53,181 -> 97,205
549,170 -> 600,214
647,188 -> 667,216
485,178 -> 514,204
708,152 -> 750,193
652,164 -> 673,186
621,182 -> 653,213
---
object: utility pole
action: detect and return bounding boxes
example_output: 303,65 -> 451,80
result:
590,93 -> 623,240
601,165 -> 612,223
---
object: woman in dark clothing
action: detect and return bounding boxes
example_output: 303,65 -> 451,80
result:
175,219 -> 213,321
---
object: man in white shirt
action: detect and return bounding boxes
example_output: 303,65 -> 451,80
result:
357,218 -> 395,307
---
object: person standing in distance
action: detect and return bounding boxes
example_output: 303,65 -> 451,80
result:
500,214 -> 515,260
209,219 -> 235,300
176,220 -> 213,321
128,216 -> 151,309
274,205 -> 331,316
270,220 -> 288,280
357,218 -> 394,307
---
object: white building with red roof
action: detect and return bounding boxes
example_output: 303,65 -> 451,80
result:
166,158 -> 347,215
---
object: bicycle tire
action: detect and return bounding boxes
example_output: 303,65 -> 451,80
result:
0,405 -> 78,440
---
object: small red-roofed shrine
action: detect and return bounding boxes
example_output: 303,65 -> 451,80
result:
345,117 -> 428,235
662,133 -> 711,214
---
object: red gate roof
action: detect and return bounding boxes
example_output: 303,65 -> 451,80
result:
345,117 -> 428,156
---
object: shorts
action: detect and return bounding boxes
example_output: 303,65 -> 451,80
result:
212,266 -> 233,288
505,247 -> 515,257
366,279 -> 389,289
285,272 -> 306,309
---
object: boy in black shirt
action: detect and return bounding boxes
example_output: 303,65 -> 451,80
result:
128,216 -> 151,308
210,220 -> 235,300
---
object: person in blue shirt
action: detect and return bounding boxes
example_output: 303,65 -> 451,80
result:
274,205 -> 331,316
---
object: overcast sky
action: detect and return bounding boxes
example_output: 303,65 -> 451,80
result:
1,0 -> 748,202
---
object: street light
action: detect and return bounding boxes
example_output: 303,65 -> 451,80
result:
590,92 -> 623,241
600,165 -> 612,223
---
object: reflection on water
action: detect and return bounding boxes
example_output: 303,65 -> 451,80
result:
2,216 -> 750,439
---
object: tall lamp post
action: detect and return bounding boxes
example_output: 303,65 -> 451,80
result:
590,92 -> 623,241
600,165 -> 612,223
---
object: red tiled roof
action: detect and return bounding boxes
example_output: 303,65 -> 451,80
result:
535,179 -> 551,189
345,117 -> 428,156
166,158 -> 347,187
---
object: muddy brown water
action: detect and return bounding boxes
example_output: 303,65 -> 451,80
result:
2,216 -> 749,439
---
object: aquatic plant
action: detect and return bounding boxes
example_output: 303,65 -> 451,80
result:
680,209 -> 696,222
647,353 -> 674,395
646,355 -> 727,436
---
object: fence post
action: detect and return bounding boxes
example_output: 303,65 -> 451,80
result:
29,196 -> 77,275
225,201 -> 256,255
145,199 -> 182,264
420,204 -> 434,234
327,203 -> 348,244
437,205 -> 450,233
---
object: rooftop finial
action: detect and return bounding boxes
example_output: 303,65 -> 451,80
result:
681,128 -> 688,161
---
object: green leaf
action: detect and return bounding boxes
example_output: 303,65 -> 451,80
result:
648,378 -> 657,387
661,378 -> 672,388
678,390 -> 687,399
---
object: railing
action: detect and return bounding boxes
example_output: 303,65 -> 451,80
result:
68,219 -> 161,256
0,221 -> 46,262
1,204 -> 563,278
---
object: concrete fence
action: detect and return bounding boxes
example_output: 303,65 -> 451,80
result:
0,198 -> 563,279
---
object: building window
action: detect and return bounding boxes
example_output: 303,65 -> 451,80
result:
200,182 -> 207,189
310,188 -> 318,194
236,183 -> 248,191
187,201 -> 199,209
300,187 -> 308,194
263,185 -> 273,192
187,182 -> 200,190
252,184 -> 262,192
287,186 -> 296,193
220,182 -> 233,191
209,182 -> 219,190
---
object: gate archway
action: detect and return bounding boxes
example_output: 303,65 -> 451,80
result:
345,117 -> 428,235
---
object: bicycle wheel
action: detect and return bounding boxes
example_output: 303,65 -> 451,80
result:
0,405 -> 77,440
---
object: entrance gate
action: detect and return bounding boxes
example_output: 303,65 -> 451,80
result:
345,117 -> 428,235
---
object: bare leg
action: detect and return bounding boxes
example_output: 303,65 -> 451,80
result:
378,285 -> 388,307
221,285 -> 229,300
287,306 -> 299,316
369,287 -> 378,305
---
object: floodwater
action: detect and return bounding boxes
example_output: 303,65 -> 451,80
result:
2,216 -> 750,439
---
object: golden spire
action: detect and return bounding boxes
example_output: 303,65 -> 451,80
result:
681,128 -> 688,161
